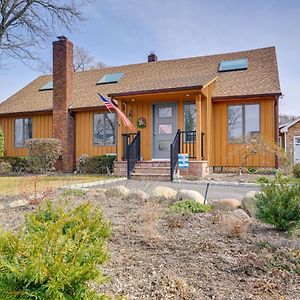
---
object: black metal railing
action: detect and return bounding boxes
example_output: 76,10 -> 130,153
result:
170,130 -> 205,181
122,133 -> 137,160
126,131 -> 141,179
170,130 -> 181,181
180,130 -> 196,159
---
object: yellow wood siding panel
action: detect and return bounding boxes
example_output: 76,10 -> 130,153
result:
212,97 -> 276,167
75,111 -> 117,159
0,114 -> 53,157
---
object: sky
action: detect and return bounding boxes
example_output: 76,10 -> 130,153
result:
0,0 -> 299,115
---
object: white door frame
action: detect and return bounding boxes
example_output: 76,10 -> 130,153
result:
294,136 -> 300,164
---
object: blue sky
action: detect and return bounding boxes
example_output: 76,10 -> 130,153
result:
0,0 -> 299,114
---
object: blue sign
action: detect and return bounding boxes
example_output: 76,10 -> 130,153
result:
178,153 -> 189,169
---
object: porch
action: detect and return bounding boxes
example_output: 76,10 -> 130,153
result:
110,80 -> 216,181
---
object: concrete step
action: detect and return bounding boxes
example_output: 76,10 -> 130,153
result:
134,166 -> 170,175
135,161 -> 170,168
131,173 -> 171,181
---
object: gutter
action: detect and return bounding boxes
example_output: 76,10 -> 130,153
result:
108,85 -> 203,98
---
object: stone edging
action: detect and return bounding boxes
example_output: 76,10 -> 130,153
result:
60,177 -> 128,190
174,179 -> 260,188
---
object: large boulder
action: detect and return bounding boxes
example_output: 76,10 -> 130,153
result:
152,186 -> 177,200
212,198 -> 241,211
241,191 -> 261,217
105,185 -> 130,198
176,189 -> 204,204
128,189 -> 149,201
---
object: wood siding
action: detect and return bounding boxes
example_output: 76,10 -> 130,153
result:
0,114 -> 53,157
211,97 -> 276,167
75,111 -> 117,158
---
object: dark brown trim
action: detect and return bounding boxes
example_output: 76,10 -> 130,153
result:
0,109 -> 52,118
69,106 -> 107,113
212,93 -> 282,101
108,85 -> 203,98
274,96 -> 279,169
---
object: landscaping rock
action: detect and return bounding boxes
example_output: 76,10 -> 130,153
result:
9,200 -> 28,208
105,185 -> 130,198
242,191 -> 261,217
231,208 -> 251,221
128,189 -> 149,201
212,198 -> 241,211
0,204 -> 4,210
152,186 -> 177,200
176,189 -> 204,204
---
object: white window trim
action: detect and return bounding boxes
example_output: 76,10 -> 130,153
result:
294,136 -> 300,164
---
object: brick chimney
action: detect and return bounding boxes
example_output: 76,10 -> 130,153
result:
52,36 -> 75,172
148,51 -> 158,62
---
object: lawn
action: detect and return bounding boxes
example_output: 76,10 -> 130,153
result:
0,174 -> 107,195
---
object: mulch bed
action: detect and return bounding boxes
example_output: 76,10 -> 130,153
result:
0,190 -> 299,299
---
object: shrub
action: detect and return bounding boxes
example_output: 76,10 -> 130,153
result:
0,157 -> 29,172
256,173 -> 300,231
169,200 -> 213,214
0,127 -> 4,157
293,163 -> 300,178
77,154 -> 116,174
26,138 -> 62,173
0,161 -> 12,175
0,201 -> 110,299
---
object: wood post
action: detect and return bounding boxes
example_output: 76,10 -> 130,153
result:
117,99 -> 123,161
196,94 -> 202,160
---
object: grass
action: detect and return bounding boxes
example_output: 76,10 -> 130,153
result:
0,174 -> 107,195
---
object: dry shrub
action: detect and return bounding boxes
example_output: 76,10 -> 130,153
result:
219,212 -> 251,238
151,275 -> 192,299
165,212 -> 185,229
141,202 -> 161,240
19,176 -> 53,205
26,138 -> 62,173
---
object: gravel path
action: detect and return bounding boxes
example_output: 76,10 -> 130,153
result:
88,179 -> 259,201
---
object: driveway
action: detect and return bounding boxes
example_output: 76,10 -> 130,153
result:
88,179 -> 259,201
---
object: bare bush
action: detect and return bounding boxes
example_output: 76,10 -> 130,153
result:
141,202 -> 161,240
19,176 -> 53,205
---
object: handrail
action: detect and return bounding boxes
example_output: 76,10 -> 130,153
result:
126,131 -> 141,179
170,129 -> 181,181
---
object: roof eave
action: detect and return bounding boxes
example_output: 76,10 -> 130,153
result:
0,109 -> 53,117
108,85 -> 203,98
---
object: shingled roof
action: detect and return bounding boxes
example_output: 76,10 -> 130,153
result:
0,46 -> 281,115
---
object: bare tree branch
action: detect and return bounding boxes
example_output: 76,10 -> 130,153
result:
36,45 -> 108,74
0,0 -> 91,66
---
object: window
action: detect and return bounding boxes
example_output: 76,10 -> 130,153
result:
158,107 -> 173,118
93,113 -> 116,145
228,104 -> 260,143
15,118 -> 32,147
39,81 -> 53,91
96,72 -> 124,85
184,103 -> 196,142
218,58 -> 248,72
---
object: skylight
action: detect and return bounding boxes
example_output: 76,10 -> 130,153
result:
96,72 -> 124,85
218,58 -> 248,72
39,81 -> 53,91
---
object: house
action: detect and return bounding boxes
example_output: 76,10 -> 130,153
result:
279,117 -> 300,164
0,37 -> 281,180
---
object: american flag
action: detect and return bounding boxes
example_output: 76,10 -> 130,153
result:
98,94 -> 136,132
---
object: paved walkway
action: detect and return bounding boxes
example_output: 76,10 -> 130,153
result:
88,179 -> 259,201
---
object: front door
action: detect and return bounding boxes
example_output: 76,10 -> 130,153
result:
294,136 -> 300,164
153,103 -> 177,159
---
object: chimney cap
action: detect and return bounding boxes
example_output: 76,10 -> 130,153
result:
57,36 -> 67,41
148,51 -> 158,62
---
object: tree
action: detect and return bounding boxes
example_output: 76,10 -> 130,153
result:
0,0 -> 89,64
37,45 -> 108,74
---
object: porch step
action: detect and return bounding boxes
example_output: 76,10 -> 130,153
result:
133,166 -> 170,175
131,161 -> 171,181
